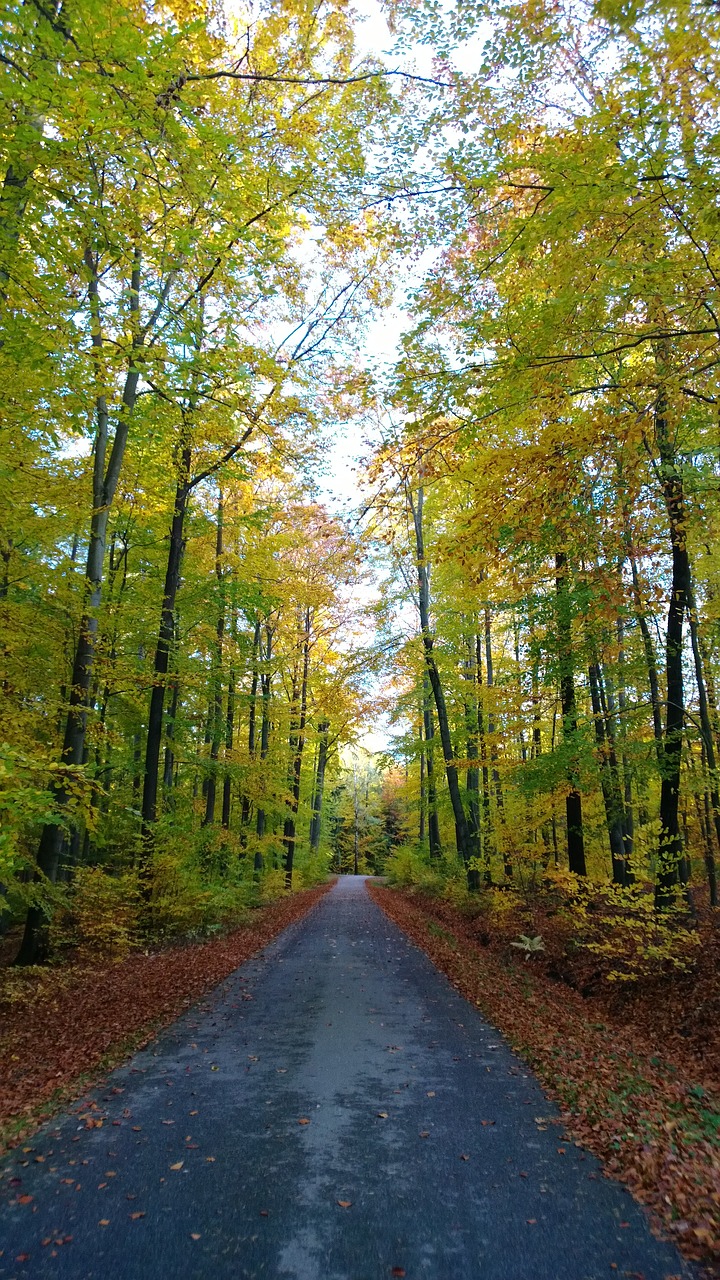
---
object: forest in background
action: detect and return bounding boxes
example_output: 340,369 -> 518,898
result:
2,0 -> 720,985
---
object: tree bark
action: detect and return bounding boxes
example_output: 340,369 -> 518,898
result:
555,551 -> 586,876
309,720 -> 330,852
654,393 -> 691,906
254,625 -> 273,871
588,662 -> 628,884
15,249 -> 141,964
141,447 -> 192,840
283,609 -> 310,888
408,484 -> 476,887
203,492 -> 225,827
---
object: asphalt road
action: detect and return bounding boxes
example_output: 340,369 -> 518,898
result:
0,876 -> 695,1280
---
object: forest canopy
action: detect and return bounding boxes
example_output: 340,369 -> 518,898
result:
2,0 -> 720,969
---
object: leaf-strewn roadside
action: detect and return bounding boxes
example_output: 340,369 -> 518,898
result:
0,882 -> 332,1152
368,881 -> 720,1276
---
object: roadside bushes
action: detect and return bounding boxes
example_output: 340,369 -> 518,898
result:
385,850 -> 701,987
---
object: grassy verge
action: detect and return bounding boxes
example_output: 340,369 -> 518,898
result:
368,880 -> 720,1276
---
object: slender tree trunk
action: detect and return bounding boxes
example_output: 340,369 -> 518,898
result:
141,446 -> 192,840
222,663 -> 235,831
254,625 -> 273,871
203,492 -> 225,827
309,721 -> 330,852
163,667 -> 180,796
589,662 -> 628,884
240,618 -> 261,828
418,698 -> 426,846
422,671 -> 442,859
555,551 -> 586,876
464,633 -> 481,863
616,615 -> 635,868
687,585 -> 718,905
408,484 -> 476,887
284,609 -> 311,888
654,392 -> 691,906
16,250 -> 141,964
485,605 -> 510,878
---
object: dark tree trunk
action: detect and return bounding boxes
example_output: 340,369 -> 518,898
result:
408,485 -> 476,888
588,662 -> 628,884
141,446 -> 191,842
163,662 -> 180,795
615,615 -> 635,868
284,610 -> 311,888
203,493 -> 225,828
687,585 -> 719,905
485,606 -> 510,878
422,671 -> 442,859
418,698 -> 426,846
309,720 -> 330,852
654,396 -> 691,907
464,633 -> 481,863
240,618 -> 261,828
221,664 -> 235,830
555,551 -> 587,876
254,625 -> 273,872
15,252 -> 141,964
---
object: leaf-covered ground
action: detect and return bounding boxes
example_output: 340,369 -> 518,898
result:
0,883 -> 331,1153
368,881 -> 720,1275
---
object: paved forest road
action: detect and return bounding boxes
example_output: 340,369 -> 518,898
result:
0,877 -> 695,1280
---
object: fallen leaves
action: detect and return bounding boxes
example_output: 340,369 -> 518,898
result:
369,882 -> 720,1270
169,1161 -> 184,1171
297,1117 -> 310,1125
0,884 -> 332,1153
129,1211 -> 145,1220
190,1233 -> 201,1241
336,1200 -> 352,1209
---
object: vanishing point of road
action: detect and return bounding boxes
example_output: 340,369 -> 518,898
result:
0,877 -> 695,1280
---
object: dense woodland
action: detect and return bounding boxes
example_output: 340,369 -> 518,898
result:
2,0 -> 720,979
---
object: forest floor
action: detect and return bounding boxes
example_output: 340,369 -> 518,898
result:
368,881 -> 720,1274
0,882 -> 332,1154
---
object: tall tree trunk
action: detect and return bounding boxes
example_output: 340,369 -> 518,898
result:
254,625 -> 273,871
284,609 -> 311,888
141,444 -> 192,840
408,484 -> 476,887
687,585 -> 719,905
221,656 -> 235,831
163,666 -> 180,796
16,249 -> 141,964
203,492 -> 225,827
654,392 -> 691,906
422,671 -> 442,859
615,615 -> 635,869
240,618 -> 261,828
464,633 -> 481,864
476,632 -> 493,882
555,551 -> 586,876
309,720 -> 330,852
418,697 -> 426,846
485,605 -> 511,878
588,662 -> 628,884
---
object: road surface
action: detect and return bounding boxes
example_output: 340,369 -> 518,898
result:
0,876 -> 694,1279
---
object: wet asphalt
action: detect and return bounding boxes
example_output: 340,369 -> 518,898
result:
0,876 -> 696,1280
